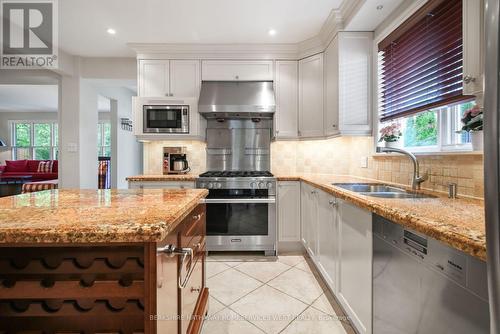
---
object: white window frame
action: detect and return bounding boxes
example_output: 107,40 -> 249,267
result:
10,120 -> 58,160
97,121 -> 111,158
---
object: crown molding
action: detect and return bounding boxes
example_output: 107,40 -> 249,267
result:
128,0 -> 360,60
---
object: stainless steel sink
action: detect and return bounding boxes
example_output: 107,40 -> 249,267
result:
332,183 -> 437,199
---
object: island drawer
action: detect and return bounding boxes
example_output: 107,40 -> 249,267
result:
180,204 -> 206,251
181,258 -> 203,334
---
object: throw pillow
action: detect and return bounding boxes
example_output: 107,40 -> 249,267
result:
37,161 -> 54,173
5,160 -> 28,172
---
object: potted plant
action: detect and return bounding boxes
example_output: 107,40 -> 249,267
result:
379,123 -> 402,148
460,105 -> 483,151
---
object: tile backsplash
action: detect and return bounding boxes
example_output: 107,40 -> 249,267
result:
143,137 -> 484,198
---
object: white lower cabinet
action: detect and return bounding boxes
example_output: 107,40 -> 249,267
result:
277,181 -> 301,242
298,183 -> 372,334
128,181 -> 195,189
317,190 -> 338,291
337,198 -> 372,334
300,183 -> 318,259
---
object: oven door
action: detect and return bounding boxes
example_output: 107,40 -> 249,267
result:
143,105 -> 189,133
203,193 -> 276,253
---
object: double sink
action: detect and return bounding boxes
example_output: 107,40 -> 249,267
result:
333,183 -> 436,199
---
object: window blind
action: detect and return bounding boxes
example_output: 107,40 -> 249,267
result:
378,0 -> 473,123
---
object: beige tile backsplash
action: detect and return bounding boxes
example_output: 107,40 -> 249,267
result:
143,136 -> 484,198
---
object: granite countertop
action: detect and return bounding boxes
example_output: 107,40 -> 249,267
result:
279,174 -> 486,261
0,188 -> 208,244
126,174 -> 198,181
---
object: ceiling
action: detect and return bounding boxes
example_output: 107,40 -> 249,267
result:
345,0 -> 405,31
0,85 -> 111,113
59,0 -> 343,57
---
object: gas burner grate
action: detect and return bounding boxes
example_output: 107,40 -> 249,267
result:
199,171 -> 274,178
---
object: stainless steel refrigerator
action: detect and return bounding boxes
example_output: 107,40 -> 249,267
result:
484,1 -> 500,333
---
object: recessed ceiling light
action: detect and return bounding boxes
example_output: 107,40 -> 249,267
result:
107,28 -> 116,35
268,29 -> 277,36
376,5 -> 384,10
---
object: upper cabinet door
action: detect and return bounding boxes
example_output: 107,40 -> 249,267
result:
201,60 -> 274,81
169,60 -> 201,97
462,0 -> 484,97
298,54 -> 324,138
275,61 -> 298,139
338,32 -> 373,135
324,37 -> 340,137
138,60 -> 170,97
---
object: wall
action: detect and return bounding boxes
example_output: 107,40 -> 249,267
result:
143,137 -> 484,199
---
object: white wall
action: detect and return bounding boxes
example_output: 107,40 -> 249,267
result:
78,80 -> 99,189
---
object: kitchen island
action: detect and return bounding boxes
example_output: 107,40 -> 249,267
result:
0,188 -> 208,334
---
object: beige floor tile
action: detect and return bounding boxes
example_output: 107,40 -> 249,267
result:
202,308 -> 265,334
207,296 -> 226,316
294,260 -> 313,273
230,285 -> 309,334
281,307 -> 347,334
267,267 -> 324,304
207,268 -> 263,305
311,293 -> 336,316
235,261 -> 291,283
206,261 -> 231,278
278,255 -> 306,267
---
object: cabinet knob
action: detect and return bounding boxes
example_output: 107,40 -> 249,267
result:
463,75 -> 476,84
191,286 -> 201,293
276,130 -> 279,134
332,124 -> 337,128
235,75 -> 239,80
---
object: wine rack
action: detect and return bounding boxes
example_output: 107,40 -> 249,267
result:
0,245 -> 149,334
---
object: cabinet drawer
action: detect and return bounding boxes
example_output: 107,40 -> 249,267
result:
181,260 -> 203,334
180,204 -> 206,245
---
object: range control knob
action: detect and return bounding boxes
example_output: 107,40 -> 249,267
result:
208,183 -> 213,189
250,182 -> 257,189
216,182 -> 222,189
258,182 -> 265,189
267,182 -> 273,188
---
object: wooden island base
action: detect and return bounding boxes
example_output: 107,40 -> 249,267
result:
0,202 -> 208,334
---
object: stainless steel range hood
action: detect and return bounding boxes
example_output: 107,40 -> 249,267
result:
198,81 -> 275,119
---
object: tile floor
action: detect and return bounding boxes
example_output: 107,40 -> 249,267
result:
202,253 -> 356,334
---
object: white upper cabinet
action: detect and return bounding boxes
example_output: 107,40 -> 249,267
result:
299,54 -> 324,138
274,61 -> 299,139
324,37 -> 340,137
324,32 -> 373,136
462,0 -> 484,98
138,59 -> 201,98
169,60 -> 201,97
277,181 -> 301,242
201,60 -> 274,81
139,60 -> 170,97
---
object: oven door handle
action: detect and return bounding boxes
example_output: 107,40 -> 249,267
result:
202,198 -> 276,204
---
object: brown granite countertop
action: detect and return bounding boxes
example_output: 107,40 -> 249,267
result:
278,174 -> 486,261
0,189 -> 208,244
126,174 -> 198,181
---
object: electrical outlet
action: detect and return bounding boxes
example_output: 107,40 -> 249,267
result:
360,156 -> 368,168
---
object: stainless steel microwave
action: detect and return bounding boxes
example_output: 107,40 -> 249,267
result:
143,105 -> 189,133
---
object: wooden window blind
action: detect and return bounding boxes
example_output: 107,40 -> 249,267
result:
378,0 -> 473,123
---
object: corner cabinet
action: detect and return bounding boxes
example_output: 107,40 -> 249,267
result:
298,54 -> 324,138
324,32 -> 373,136
274,61 -> 299,139
277,181 -> 301,242
138,59 -> 201,98
462,0 -> 484,99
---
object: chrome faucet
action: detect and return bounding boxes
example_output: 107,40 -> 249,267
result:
376,146 -> 428,190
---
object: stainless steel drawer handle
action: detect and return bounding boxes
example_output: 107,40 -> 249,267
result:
157,245 -> 194,289
191,287 -> 201,293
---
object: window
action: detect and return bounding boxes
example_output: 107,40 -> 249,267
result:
380,101 -> 473,152
377,0 -> 475,153
97,122 -> 111,157
11,121 -> 58,160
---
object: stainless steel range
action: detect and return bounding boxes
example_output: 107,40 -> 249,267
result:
197,81 -> 277,256
196,171 -> 276,256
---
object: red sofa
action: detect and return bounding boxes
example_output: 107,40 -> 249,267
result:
0,160 -> 58,181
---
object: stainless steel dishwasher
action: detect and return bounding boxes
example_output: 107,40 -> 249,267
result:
373,215 -> 490,334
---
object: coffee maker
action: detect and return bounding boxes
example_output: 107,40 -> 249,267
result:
163,147 -> 190,174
